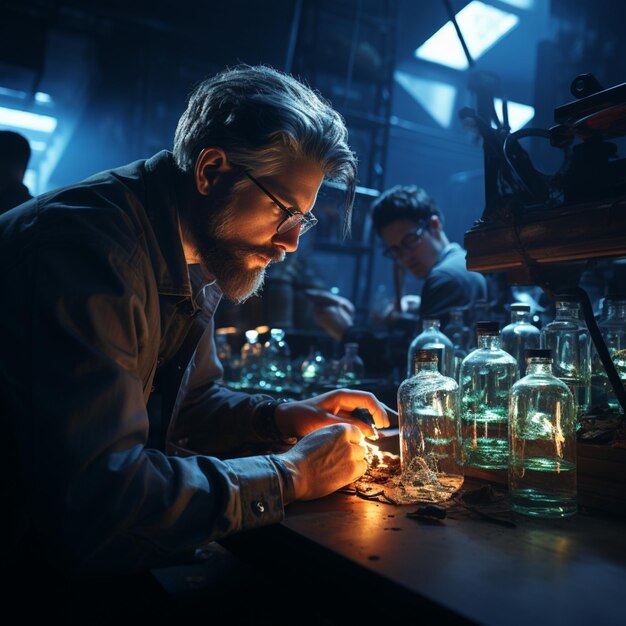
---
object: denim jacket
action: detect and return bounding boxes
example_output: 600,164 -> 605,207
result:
1,151 -> 287,575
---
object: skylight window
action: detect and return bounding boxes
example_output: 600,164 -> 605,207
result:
494,98 -> 534,131
395,71 -> 457,128
415,1 -> 519,70
0,106 -> 57,133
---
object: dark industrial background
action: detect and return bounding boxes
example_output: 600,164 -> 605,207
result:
2,0 -> 624,354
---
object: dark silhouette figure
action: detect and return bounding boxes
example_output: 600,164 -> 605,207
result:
0,130 -> 32,215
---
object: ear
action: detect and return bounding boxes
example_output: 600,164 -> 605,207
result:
428,214 -> 442,236
194,147 -> 231,196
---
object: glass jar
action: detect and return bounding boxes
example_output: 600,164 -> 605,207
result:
407,318 -> 454,379
592,297 -> 626,411
459,321 -> 518,470
509,349 -> 577,518
240,329 -> 262,388
396,349 -> 463,503
260,328 -> 292,390
300,346 -> 326,387
501,303 -> 541,378
540,296 -> 591,419
337,342 -> 365,385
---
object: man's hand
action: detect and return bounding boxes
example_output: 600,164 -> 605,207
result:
307,290 -> 355,341
274,388 -> 397,441
278,423 -> 368,500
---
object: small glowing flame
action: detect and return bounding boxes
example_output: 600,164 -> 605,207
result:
364,440 -> 388,468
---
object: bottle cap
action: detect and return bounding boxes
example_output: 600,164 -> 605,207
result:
414,349 -> 439,363
525,348 -> 552,359
510,303 -> 530,311
475,321 -> 499,334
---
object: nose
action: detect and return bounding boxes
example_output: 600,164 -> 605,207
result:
273,224 -> 301,253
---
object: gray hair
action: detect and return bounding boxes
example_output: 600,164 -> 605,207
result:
173,64 -> 357,235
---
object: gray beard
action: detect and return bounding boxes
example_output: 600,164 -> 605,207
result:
184,180 -> 284,303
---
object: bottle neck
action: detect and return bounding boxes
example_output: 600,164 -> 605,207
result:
477,333 -> 500,349
414,360 -> 439,375
525,358 -> 553,376
511,310 -> 531,324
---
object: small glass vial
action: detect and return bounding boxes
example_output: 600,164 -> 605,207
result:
501,303 -> 541,378
509,349 -> 577,518
396,349 -> 463,503
407,318 -> 454,379
541,295 -> 591,419
300,346 -> 326,387
260,328 -> 292,390
337,342 -> 365,385
240,329 -> 262,387
592,297 -> 626,411
459,321 -> 518,470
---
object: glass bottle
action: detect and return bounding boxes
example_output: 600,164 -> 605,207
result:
396,349 -> 463,503
592,297 -> 626,411
337,342 -> 365,385
240,329 -> 262,388
459,321 -> 518,470
300,346 -> 326,388
540,296 -> 591,419
443,308 -> 471,381
509,349 -> 577,518
501,303 -> 541,378
260,328 -> 292,390
407,318 -> 454,380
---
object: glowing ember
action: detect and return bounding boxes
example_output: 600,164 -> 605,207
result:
364,440 -> 391,468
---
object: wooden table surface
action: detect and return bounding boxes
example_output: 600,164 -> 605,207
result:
221,435 -> 626,625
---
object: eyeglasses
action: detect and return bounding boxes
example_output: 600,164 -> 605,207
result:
382,224 -> 429,260
243,170 -> 318,236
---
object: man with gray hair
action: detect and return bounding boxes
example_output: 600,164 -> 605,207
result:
1,65 -> 393,614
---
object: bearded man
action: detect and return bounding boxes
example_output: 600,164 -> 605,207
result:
0,65 -> 394,611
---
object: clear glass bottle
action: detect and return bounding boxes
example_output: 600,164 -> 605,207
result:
501,303 -> 541,378
407,318 -> 454,380
240,329 -> 262,388
396,349 -> 463,503
260,328 -> 292,390
592,297 -> 626,411
337,342 -> 365,385
540,295 -> 591,419
459,321 -> 518,470
300,346 -> 326,387
509,349 -> 577,518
